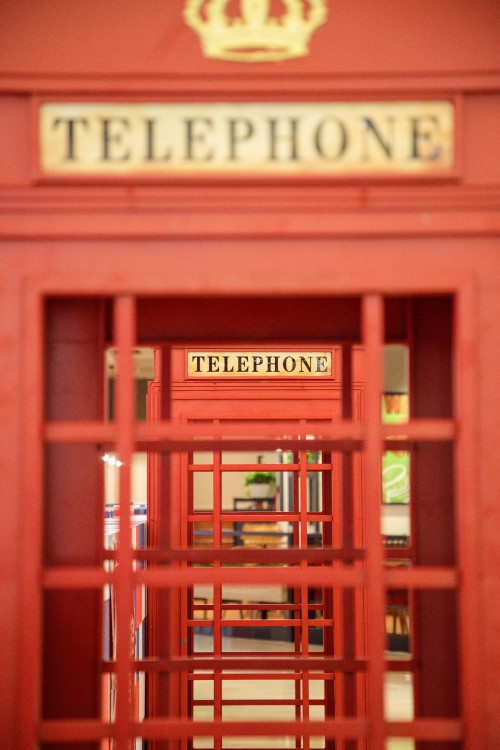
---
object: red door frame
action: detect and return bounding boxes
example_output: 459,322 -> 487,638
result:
16,274 -> 482,748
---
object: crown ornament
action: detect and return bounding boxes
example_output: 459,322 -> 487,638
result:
183,0 -> 328,63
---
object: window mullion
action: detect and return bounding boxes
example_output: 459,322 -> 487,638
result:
114,295 -> 136,745
362,293 -> 386,748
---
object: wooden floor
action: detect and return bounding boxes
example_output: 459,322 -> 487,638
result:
192,634 -> 414,749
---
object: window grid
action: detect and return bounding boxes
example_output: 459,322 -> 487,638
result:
20,288 -> 475,748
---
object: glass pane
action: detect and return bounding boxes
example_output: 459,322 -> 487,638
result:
193,471 -> 214,512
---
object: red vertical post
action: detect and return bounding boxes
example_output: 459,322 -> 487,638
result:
213,439 -> 223,750
114,296 -> 136,748
411,297 -> 460,750
340,343 -> 358,750
322,440 -> 335,748
299,430 -> 310,750
146,375 -> 162,727
152,346 -> 182,749
362,295 -> 386,750
42,299 -> 105,750
454,285 -> 483,749
18,289 -> 45,750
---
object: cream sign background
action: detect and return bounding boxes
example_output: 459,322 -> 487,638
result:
39,101 -> 454,177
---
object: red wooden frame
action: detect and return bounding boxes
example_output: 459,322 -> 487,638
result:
17,277 -> 479,749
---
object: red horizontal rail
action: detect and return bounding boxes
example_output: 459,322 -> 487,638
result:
45,418 -> 363,443
130,547 -> 364,563
139,718 -> 371,740
192,511 -> 304,521
187,667 -> 415,681
135,565 -> 364,587
39,718 -> 370,742
188,463 -> 335,472
188,672 -> 336,681
122,656 -> 368,672
42,564 -> 457,590
38,717 -> 463,742
137,421 -> 365,442
196,698 -> 326,706
189,617 -> 334,627
193,603 -> 324,612
44,418 -> 456,446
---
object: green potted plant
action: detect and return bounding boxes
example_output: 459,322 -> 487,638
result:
244,470 -> 275,499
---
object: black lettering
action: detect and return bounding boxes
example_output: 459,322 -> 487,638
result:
410,116 -> 441,161
207,355 -> 219,373
314,117 -> 348,160
266,356 -> 280,372
361,117 -> 395,160
252,356 -> 264,372
237,355 -> 249,373
299,356 -> 313,373
185,118 -> 214,161
228,118 -> 254,160
191,355 -> 206,373
268,118 -> 299,161
222,355 -> 234,373
282,356 -> 296,373
316,356 -> 328,373
52,117 -> 89,161
101,118 -> 131,161
144,118 -> 172,161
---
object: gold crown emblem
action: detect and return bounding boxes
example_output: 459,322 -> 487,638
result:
184,0 -> 328,63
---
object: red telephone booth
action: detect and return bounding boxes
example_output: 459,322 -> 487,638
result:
0,2 -> 499,749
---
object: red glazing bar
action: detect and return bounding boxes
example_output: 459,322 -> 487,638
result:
39,717 -> 370,742
299,423 -> 311,749
44,417 -> 455,447
299,424 -> 310,658
42,563 -> 457,591
132,655 -> 368,672
212,440 -> 223,750
136,420 -> 366,452
137,565 -> 363,587
133,547 -> 358,564
454,283 -> 484,748
339,342 -> 357,750
114,296 -> 136,748
44,419 -> 456,458
179,446 -> 189,721
189,672 -> 341,681
38,716 -> 462,743
18,289 -> 44,749
362,294 -> 386,750
141,717 -> 370,740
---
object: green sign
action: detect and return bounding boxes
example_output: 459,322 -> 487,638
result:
382,394 -> 410,504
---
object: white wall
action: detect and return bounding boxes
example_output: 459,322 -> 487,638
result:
104,451 -> 148,504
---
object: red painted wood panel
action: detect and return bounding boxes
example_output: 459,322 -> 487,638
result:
0,0 -> 498,81
0,2 -> 497,747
